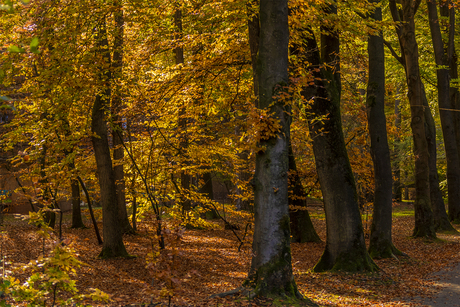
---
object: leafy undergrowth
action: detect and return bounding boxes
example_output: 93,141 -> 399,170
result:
1,203 -> 459,306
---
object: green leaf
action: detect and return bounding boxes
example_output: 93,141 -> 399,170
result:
30,37 -> 39,48
30,37 -> 40,53
7,45 -> 25,53
0,96 -> 12,102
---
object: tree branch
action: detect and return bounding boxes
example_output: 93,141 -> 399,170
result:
383,39 -> 404,65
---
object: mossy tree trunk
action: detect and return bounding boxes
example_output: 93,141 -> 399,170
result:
299,3 -> 377,272
366,0 -> 402,259
92,20 -> 129,258
389,0 -> 436,238
247,0 -> 301,298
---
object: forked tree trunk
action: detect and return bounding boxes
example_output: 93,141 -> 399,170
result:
92,20 -> 129,258
247,0 -> 302,298
389,0 -> 436,238
301,4 -> 377,272
366,0 -> 402,258
427,0 -> 460,226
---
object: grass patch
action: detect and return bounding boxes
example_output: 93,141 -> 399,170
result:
392,209 -> 414,218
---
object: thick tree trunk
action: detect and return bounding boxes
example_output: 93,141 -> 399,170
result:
288,142 -> 321,243
427,0 -> 460,225
247,0 -> 301,298
390,0 -> 436,238
422,85 -> 456,232
92,20 -> 129,258
366,0 -> 402,259
301,5 -> 377,272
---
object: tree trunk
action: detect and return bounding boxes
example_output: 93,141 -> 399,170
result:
301,4 -> 377,272
201,172 -> 218,219
247,0 -> 301,298
112,3 -> 134,235
174,7 -> 191,216
367,0 -> 402,259
389,0 -> 436,238
92,20 -> 129,258
427,0 -> 460,225
393,86 -> 402,201
422,84 -> 456,232
288,141 -> 321,243
70,178 -> 85,229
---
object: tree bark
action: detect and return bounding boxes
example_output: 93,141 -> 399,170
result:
422,84 -> 456,232
92,20 -> 129,258
389,0 -> 436,238
247,0 -> 301,298
427,0 -> 460,225
70,178 -> 85,229
367,0 -> 402,258
288,141 -> 321,243
393,86 -> 402,201
301,4 -> 377,272
112,2 -> 134,234
174,7 -> 191,216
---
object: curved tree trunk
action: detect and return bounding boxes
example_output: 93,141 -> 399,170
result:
92,20 -> 129,258
247,0 -> 302,298
300,4 -> 377,272
367,0 -> 402,259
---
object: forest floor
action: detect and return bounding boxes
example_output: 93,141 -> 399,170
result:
1,202 -> 460,306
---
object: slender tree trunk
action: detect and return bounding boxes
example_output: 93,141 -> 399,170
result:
389,0 -> 436,238
112,3 -> 134,234
77,176 -> 103,245
247,0 -> 302,298
427,0 -> 460,225
367,0 -> 402,258
92,20 -> 129,258
300,4 -> 377,272
70,178 -> 85,229
174,7 -> 191,216
393,86 -> 402,201
288,142 -> 321,243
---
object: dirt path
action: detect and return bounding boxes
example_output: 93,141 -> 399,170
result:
407,262 -> 460,306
